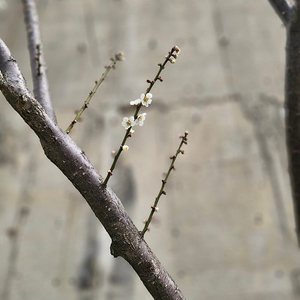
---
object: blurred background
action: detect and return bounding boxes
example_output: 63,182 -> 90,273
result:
0,0 -> 299,299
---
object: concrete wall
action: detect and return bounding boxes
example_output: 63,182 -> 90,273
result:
0,0 -> 299,299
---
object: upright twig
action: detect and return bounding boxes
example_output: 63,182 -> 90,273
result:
141,131 -> 188,237
22,0 -> 57,123
65,53 -> 124,134
103,46 -> 180,186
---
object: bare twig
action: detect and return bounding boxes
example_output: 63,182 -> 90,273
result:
66,53 -> 123,134
268,0 -> 294,25
141,131 -> 188,237
22,0 -> 57,123
0,38 -> 185,300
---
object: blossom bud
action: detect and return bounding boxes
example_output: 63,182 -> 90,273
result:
169,57 -> 176,64
173,45 -> 181,53
115,52 -> 125,61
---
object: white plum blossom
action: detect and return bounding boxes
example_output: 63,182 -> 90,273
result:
122,145 -> 129,151
136,113 -> 147,126
122,116 -> 136,129
130,93 -> 153,107
130,98 -> 141,106
141,93 -> 153,107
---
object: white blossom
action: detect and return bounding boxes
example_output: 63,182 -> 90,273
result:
122,145 -> 129,151
136,113 -> 147,126
141,93 -> 153,107
122,116 -> 136,129
130,98 -> 141,105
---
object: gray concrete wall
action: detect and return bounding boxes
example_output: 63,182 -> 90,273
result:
0,0 -> 299,299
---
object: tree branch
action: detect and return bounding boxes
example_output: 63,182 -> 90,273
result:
0,38 -> 185,300
283,2 -> 300,246
21,0 -> 57,123
268,0 -> 294,25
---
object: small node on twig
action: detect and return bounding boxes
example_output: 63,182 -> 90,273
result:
35,44 -> 42,76
162,179 -> 166,184
157,76 -> 163,82
151,206 -> 159,212
173,45 -> 181,54
170,155 -> 176,159
162,191 -> 166,195
115,52 -> 125,61
107,170 -> 113,175
169,57 -> 176,64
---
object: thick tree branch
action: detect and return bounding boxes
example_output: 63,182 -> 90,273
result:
0,38 -> 185,300
268,0 -> 294,25
21,0 -> 57,123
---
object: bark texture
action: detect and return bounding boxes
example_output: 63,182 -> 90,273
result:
285,2 -> 300,245
268,0 -> 293,25
22,0 -> 57,123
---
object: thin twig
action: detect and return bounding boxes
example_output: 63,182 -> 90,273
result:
66,53 -> 123,134
21,0 -> 57,123
103,46 -> 179,186
141,131 -> 188,237
268,0 -> 294,25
